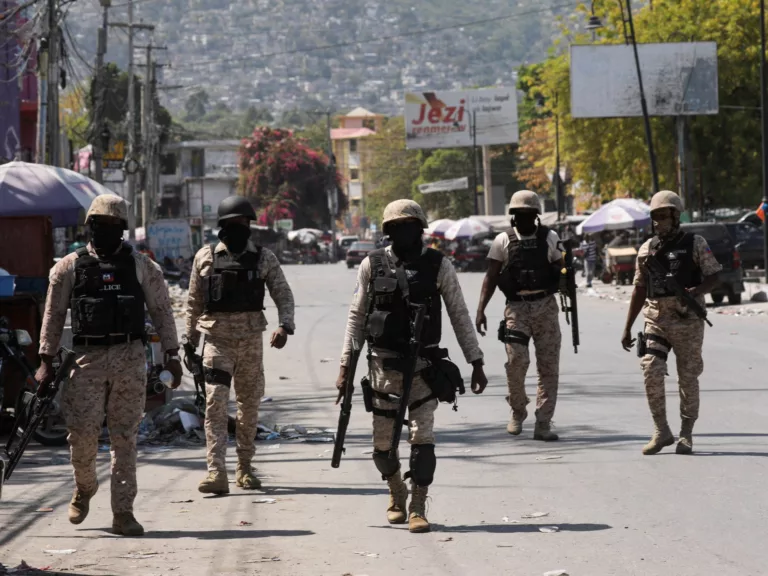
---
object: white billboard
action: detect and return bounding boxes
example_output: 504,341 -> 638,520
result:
418,177 -> 469,194
570,42 -> 719,118
404,87 -> 519,149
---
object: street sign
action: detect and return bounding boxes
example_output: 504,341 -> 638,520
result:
104,140 -> 125,161
418,177 -> 469,194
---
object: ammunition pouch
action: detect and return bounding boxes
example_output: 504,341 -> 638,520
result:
419,350 -> 464,411
497,321 -> 531,347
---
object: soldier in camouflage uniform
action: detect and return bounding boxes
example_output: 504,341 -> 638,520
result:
622,191 -> 721,455
186,196 -> 295,495
36,195 -> 182,536
476,190 -> 564,441
337,199 -> 487,534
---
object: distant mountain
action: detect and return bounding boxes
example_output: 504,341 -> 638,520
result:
64,0 -> 569,117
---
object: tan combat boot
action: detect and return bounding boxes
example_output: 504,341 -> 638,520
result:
642,423 -> 675,455
68,487 -> 97,525
506,409 -> 527,435
235,463 -> 262,490
112,512 -> 144,536
676,418 -> 695,455
533,421 -> 559,442
198,470 -> 230,495
386,472 -> 408,524
408,484 -> 430,533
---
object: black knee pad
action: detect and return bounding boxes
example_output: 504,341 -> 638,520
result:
406,444 -> 436,487
372,449 -> 400,480
204,367 -> 232,387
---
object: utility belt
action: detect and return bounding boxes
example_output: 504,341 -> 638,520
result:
506,291 -> 550,303
73,333 -> 145,347
360,347 -> 465,419
637,332 -> 672,361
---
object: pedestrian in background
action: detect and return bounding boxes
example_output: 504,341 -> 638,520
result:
582,233 -> 598,288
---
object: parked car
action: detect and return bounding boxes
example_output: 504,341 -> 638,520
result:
337,236 -> 359,260
345,241 -> 376,268
724,222 -> 765,271
680,223 -> 744,305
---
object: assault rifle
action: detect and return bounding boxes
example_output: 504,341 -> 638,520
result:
1,348 -> 77,498
646,254 -> 712,327
558,239 -> 580,353
182,335 -> 207,413
331,340 -> 361,468
388,303 -> 427,461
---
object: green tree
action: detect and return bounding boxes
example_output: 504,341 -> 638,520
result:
185,90 -> 209,121
413,149 -> 475,219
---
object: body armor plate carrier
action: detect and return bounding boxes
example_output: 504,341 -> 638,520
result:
203,248 -> 265,313
70,245 -> 145,340
365,248 -> 443,354
646,232 -> 701,298
497,226 -> 559,300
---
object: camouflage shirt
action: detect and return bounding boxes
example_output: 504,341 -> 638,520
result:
186,241 -> 295,345
634,234 -> 723,323
39,243 -> 179,356
340,246 -> 483,367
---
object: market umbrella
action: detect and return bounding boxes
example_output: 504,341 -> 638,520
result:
287,228 -> 322,244
426,218 -> 454,237
577,198 -> 651,235
443,217 -> 491,241
0,161 -> 121,227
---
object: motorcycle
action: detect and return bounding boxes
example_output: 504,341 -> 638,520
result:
0,316 -> 69,446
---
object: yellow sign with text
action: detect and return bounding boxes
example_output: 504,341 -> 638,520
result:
104,141 -> 125,161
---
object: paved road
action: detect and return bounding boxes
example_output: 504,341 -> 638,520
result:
1,264 -> 766,576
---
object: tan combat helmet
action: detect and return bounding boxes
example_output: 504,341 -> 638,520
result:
86,194 -> 129,229
382,199 -> 428,229
508,190 -> 541,214
650,190 -> 684,214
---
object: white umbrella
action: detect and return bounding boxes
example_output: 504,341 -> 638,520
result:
426,218 -> 454,237
576,198 -> 651,235
287,228 -> 321,244
444,217 -> 491,241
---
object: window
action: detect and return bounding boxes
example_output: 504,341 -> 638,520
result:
349,139 -> 358,153
350,168 -> 360,180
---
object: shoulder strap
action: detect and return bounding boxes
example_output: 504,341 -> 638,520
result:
75,246 -> 89,258
368,248 -> 388,278
537,225 -> 550,241
648,237 -> 661,254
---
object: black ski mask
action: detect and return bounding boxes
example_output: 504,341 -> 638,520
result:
90,221 -> 124,258
219,222 -> 251,253
387,220 -> 423,262
511,211 -> 538,236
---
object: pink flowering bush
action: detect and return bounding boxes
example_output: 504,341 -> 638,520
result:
238,127 -> 345,228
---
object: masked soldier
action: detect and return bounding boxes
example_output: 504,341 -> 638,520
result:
36,195 -> 182,536
186,195 -> 295,495
337,199 -> 487,534
621,191 -> 721,455
476,190 -> 564,441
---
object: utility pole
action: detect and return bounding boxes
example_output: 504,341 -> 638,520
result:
621,0 -> 659,194
110,3 -> 154,239
482,145 -> 492,215
92,0 -> 110,184
36,37 -> 48,163
326,111 -> 338,262
137,43 -> 165,230
555,108 -> 562,222
760,0 -> 768,282
46,0 -> 59,166
471,110 -> 480,215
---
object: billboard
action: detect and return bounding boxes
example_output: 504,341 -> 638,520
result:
418,177 -> 469,194
404,87 -> 519,149
570,42 -> 719,118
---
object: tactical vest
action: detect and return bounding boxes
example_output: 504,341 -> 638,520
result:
497,226 -> 559,300
70,245 -> 146,339
365,248 -> 443,354
203,247 -> 265,313
646,232 -> 701,298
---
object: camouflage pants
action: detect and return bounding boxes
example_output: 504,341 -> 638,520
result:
62,341 -> 146,514
203,333 -> 265,472
641,317 -> 704,424
370,358 -> 437,454
504,296 -> 561,422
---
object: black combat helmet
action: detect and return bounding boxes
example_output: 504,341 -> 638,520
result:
217,195 -> 256,226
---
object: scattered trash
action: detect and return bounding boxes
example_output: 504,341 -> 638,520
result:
501,517 -> 519,524
267,444 -> 281,450
244,557 -> 281,563
179,411 -> 202,432
4,560 -> 53,574
278,376 -> 289,380
118,552 -> 158,559
539,526 -> 560,533
142,447 -> 173,453
320,358 -> 333,363
438,537 -> 453,542
522,512 -> 549,519
253,498 -> 277,504
261,397 -> 273,402
257,423 -> 335,443
44,549 -> 76,555
170,499 -> 193,504
543,571 -> 569,576
535,455 -> 562,461
496,544 -> 514,548
35,508 -> 53,513
238,520 -> 253,526
353,552 -> 379,558
750,291 -> 768,303
305,436 -> 333,443
265,432 -> 281,441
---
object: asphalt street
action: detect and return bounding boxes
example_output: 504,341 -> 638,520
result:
1,263 -> 766,576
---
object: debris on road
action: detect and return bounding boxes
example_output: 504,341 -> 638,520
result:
238,521 -> 253,526
353,552 -> 379,558
244,557 -> 281,563
1,560 -> 54,574
118,552 -> 159,559
261,396 -> 273,402
320,358 -> 333,363
536,455 -> 562,461
522,512 -> 549,519
256,423 -> 335,443
539,526 -> 560,533
43,549 -> 76,555
438,537 -> 453,542
501,517 -> 519,523
253,498 -> 277,504
279,376 -> 289,380
496,544 -> 514,548
35,508 -> 53,513
543,571 -> 569,576
170,499 -> 193,503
